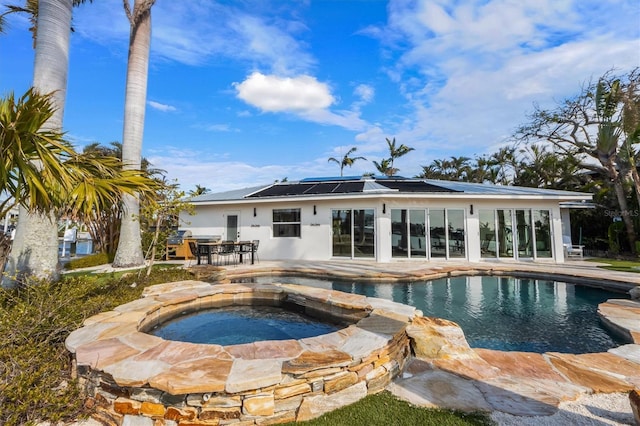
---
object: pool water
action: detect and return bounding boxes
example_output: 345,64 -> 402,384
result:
150,305 -> 340,345
236,275 -> 627,353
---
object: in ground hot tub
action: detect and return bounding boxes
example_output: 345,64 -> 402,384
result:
66,281 -> 418,425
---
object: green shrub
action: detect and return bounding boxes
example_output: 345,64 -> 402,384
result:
63,252 -> 112,270
0,267 -> 194,425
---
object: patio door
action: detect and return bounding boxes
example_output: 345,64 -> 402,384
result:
225,211 -> 239,241
332,209 -> 375,258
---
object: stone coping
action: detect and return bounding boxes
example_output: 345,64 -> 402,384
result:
66,280 -> 418,394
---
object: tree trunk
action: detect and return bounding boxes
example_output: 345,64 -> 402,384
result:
2,0 -> 72,286
112,2 -> 152,267
612,177 -> 637,253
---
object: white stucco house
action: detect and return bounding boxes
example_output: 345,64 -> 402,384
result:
181,176 -> 591,263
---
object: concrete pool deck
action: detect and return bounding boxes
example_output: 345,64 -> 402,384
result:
78,258 -> 640,423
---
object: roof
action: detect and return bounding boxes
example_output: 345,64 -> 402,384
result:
190,177 -> 592,204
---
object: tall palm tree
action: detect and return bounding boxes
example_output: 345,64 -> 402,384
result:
113,0 -> 156,268
327,147 -> 366,176
5,0 -> 75,282
385,137 -> 414,174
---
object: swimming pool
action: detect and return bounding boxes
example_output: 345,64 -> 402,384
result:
234,275 -> 627,353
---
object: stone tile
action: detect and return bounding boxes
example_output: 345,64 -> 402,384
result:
282,349 -> 352,375
142,280 -> 212,297
153,290 -> 200,306
558,352 -> 640,386
356,311 -> 407,339
475,349 -> 566,381
366,298 -> 417,319
387,369 -> 491,412
225,359 -> 283,393
149,357 -> 233,394
243,394 -> 275,416
609,344 -> 640,364
225,340 -> 303,360
75,337 -> 140,369
114,297 -> 161,314
117,332 -> 165,352
296,381 -> 368,421
83,310 -> 121,326
66,323 -> 123,352
103,358 -> 170,387
134,340 -> 232,365
338,327 -> 390,360
546,352 -> 636,393
121,415 -> 153,426
406,316 -> 476,360
475,377 -> 560,416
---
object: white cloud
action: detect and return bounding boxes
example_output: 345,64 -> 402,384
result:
354,84 -> 375,103
148,101 -> 177,112
234,72 -> 371,131
234,72 -> 334,112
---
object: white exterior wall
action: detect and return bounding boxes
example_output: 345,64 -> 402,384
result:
182,196 -> 569,263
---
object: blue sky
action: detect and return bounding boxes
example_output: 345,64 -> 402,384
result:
2,0 -> 639,193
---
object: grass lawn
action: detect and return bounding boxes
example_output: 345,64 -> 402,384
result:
587,257 -> 640,273
283,391 -> 493,425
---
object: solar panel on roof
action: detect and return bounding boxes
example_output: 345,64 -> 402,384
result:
377,180 -> 458,192
247,181 -> 365,198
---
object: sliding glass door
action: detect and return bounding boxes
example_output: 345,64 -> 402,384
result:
332,209 -> 375,258
480,208 -> 553,259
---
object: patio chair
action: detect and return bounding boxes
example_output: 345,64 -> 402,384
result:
237,241 -> 253,264
251,240 -> 260,263
187,241 -> 199,266
218,241 -> 237,266
562,235 -> 584,259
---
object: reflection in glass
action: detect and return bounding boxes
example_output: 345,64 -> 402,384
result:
534,210 -> 552,258
410,210 -> 426,258
354,209 -> 375,258
516,209 -> 533,257
391,209 -> 407,258
429,209 -> 446,258
497,209 -> 514,258
448,209 -> 465,258
479,209 -> 497,257
331,209 -> 351,257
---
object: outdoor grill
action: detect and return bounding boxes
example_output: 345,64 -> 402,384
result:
167,229 -> 192,245
166,230 -> 194,259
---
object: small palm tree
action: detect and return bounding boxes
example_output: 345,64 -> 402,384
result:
372,158 -> 397,177
385,137 -> 414,172
189,185 -> 211,196
328,147 -> 367,176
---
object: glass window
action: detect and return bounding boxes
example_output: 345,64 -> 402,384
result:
332,209 -> 352,256
448,209 -> 465,258
479,210 -> 497,257
273,208 -> 301,238
533,210 -> 552,258
497,209 -> 514,258
410,210 -> 427,258
516,209 -> 533,257
391,209 -> 408,258
354,209 -> 375,258
429,209 -> 446,258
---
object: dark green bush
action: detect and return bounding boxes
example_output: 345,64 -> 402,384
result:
0,266 -> 194,425
63,252 -> 112,270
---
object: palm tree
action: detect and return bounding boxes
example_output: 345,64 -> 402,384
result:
189,185 -> 211,196
385,137 -> 414,172
113,0 -> 157,268
373,158 -> 397,177
5,0 -> 76,282
327,147 -> 366,176
1,90 -> 156,285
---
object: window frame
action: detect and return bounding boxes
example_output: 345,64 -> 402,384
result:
272,208 -> 301,238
